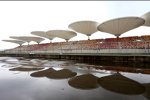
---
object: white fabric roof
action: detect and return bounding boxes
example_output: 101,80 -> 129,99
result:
46,30 -> 77,41
97,17 -> 145,37
141,12 -> 150,27
10,36 -> 44,44
31,31 -> 55,40
2,40 -> 25,45
68,21 -> 99,36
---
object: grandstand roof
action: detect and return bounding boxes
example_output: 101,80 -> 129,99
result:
97,17 -> 145,37
2,40 -> 25,46
46,30 -> 77,41
68,21 -> 99,36
31,31 -> 55,40
9,36 -> 45,44
141,12 -> 150,27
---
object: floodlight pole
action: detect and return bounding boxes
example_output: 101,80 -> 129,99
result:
87,35 -> 90,40
37,42 -> 40,45
117,36 -> 119,46
49,39 -> 52,43
66,39 -> 69,42
116,35 -> 121,53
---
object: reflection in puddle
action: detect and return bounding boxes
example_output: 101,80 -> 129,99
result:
1,64 -> 16,68
9,67 -> 43,72
0,57 -> 19,63
0,57 -> 150,100
68,74 -> 99,89
30,59 -> 49,66
30,68 -> 55,77
53,67 -> 64,71
143,83 -> 150,100
98,73 -> 145,95
31,68 -> 77,79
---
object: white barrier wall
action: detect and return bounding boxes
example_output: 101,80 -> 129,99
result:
3,49 -> 149,55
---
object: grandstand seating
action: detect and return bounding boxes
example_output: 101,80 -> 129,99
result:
5,35 -> 150,54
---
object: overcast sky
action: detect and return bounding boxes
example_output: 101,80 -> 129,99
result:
0,1 -> 150,50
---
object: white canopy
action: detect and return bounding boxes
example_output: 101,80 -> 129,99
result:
31,31 -> 55,40
68,21 -> 99,36
46,30 -> 77,41
97,17 -> 145,37
141,12 -> 150,27
10,36 -> 45,44
2,40 -> 25,46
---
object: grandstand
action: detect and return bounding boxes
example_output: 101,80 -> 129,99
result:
2,35 -> 150,54
1,12 -> 150,56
